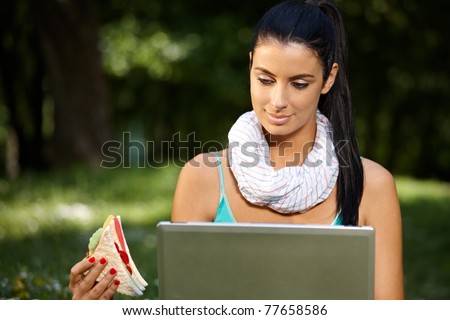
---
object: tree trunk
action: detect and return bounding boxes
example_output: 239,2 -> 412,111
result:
0,0 -> 46,175
33,0 -> 111,167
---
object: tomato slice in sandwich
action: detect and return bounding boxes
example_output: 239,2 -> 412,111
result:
113,217 -> 133,275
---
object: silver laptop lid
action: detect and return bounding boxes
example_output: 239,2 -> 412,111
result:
157,222 -> 375,300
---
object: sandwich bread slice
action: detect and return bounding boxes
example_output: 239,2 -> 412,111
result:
87,215 -> 148,296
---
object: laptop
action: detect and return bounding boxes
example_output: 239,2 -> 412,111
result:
157,221 -> 375,300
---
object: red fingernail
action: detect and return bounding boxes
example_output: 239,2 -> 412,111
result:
110,268 -> 117,275
88,257 -> 95,263
114,279 -> 120,286
100,258 -> 107,265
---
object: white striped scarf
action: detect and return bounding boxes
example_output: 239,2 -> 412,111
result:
227,110 -> 339,214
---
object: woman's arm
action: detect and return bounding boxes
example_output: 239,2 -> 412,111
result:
171,153 -> 220,222
360,158 -> 404,299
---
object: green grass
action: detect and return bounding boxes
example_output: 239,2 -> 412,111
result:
0,166 -> 180,300
395,177 -> 450,299
0,167 -> 449,299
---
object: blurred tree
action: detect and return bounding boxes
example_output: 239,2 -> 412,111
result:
0,0 -> 111,176
96,0 -> 276,164
0,0 -> 46,177
33,0 -> 111,167
340,0 -> 450,179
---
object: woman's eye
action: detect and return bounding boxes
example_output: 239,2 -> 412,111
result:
257,77 -> 273,85
292,82 -> 308,89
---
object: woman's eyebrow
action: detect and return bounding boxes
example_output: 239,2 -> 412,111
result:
254,67 -> 276,76
254,67 -> 315,80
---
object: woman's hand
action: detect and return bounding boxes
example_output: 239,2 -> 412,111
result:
69,256 -> 120,300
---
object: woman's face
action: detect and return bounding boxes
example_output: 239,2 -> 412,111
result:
250,40 -> 337,141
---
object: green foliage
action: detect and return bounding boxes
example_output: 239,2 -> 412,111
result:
338,0 -> 450,178
1,168 -> 449,299
0,0 -> 448,178
99,0 -> 260,150
100,15 -> 201,79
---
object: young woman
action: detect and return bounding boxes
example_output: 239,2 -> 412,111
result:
69,0 -> 404,299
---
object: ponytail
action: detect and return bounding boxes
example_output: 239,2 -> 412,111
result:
310,0 -> 364,225
252,0 -> 364,225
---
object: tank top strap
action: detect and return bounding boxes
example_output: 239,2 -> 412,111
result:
211,152 -> 226,196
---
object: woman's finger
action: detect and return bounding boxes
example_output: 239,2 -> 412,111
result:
76,257 -> 108,297
100,278 -> 120,300
86,266 -> 118,299
94,269 -> 120,300
69,256 -> 96,293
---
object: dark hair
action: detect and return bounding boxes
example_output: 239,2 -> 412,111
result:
251,0 -> 364,226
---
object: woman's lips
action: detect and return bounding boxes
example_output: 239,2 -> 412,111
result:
266,112 -> 292,125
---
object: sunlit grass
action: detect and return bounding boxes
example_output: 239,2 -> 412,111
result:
0,166 -> 180,240
396,176 -> 450,202
0,168 -> 449,299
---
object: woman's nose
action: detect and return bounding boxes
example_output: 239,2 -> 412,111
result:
271,85 -> 288,110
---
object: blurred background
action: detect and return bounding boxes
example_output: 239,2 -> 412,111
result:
0,0 -> 449,299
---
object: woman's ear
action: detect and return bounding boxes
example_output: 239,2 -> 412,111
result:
321,63 -> 339,94
248,51 -> 253,71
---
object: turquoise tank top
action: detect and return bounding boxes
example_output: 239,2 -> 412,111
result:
212,153 -> 343,225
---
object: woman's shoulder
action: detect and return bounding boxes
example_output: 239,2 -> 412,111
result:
359,157 -> 400,225
171,151 -> 226,222
180,151 -> 226,183
361,157 -> 396,187
184,151 -> 225,170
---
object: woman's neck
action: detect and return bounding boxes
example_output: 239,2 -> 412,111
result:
265,122 -> 317,170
